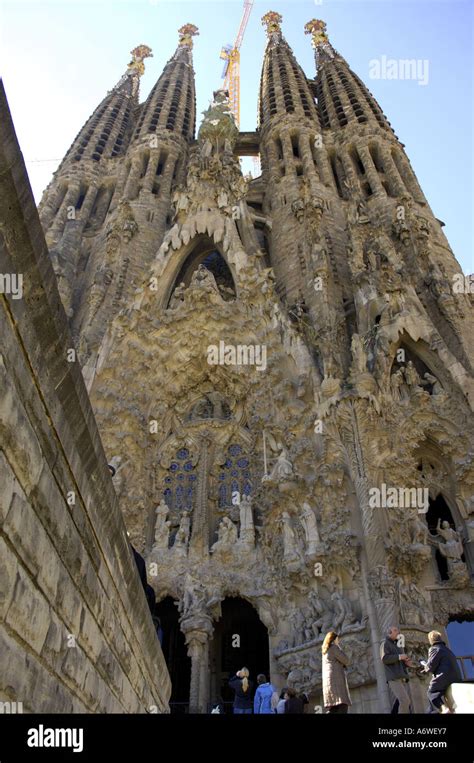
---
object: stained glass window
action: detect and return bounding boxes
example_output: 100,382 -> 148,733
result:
218,443 -> 252,509
163,447 -> 196,511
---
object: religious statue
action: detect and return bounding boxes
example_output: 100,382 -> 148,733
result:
299,502 -> 323,556
267,445 -> 294,482
211,516 -> 238,554
350,333 -> 368,376
411,514 -> 429,546
153,499 -> 170,550
308,589 -> 334,638
390,368 -> 407,401
397,580 -> 426,626
189,264 -> 222,300
238,495 -> 255,548
434,520 -> 464,560
280,511 -> 302,566
404,360 -> 422,390
169,281 -> 187,309
290,608 -> 306,647
432,519 -> 468,582
422,372 -> 444,396
330,589 -> 359,632
173,510 -> 191,555
181,574 -> 207,619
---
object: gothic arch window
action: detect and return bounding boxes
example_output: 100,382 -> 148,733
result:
163,447 -> 197,512
218,443 -> 252,509
167,238 -> 236,307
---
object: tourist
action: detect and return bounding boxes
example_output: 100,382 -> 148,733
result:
380,626 -> 416,713
322,631 -> 351,713
284,687 -> 304,713
229,668 -> 253,714
276,688 -> 287,714
422,631 -> 461,713
254,673 -> 276,714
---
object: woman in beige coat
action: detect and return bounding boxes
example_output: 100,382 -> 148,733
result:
322,631 -> 351,713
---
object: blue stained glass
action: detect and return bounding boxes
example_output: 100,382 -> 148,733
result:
186,487 -> 193,508
237,458 -> 249,468
184,461 -> 194,471
177,474 -> 184,480
170,463 -> 179,472
189,475 -> 197,481
243,481 -> 252,495
219,474 -> 225,480
165,477 -> 172,483
177,448 -> 189,459
231,479 -> 239,493
176,485 -> 184,509
231,470 -> 238,477
164,488 -> 172,507
243,471 -> 250,479
229,444 -> 242,456
224,459 -> 232,468
219,484 -> 227,508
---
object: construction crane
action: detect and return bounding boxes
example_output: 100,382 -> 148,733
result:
220,0 -> 254,128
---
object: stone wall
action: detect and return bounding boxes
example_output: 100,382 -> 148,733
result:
0,82 -> 170,713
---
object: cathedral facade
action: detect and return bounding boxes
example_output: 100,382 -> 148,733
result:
37,15 -> 474,713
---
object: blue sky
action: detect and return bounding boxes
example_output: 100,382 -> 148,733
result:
0,0 -> 472,272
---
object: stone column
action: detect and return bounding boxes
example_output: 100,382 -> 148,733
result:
264,136 -> 280,181
189,433 -> 212,557
357,144 -> 385,196
299,132 -> 318,182
336,399 -> 394,712
181,616 -> 213,714
49,180 -> 81,241
124,153 -> 143,200
379,144 -> 406,197
142,150 -> 161,193
280,132 -> 297,177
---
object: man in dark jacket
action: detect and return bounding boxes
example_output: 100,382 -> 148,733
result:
424,631 -> 462,713
380,626 -> 416,713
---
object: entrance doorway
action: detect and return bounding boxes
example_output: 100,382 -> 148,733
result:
210,597 -> 269,713
154,596 -> 191,714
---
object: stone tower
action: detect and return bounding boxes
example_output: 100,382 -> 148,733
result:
38,15 -> 474,714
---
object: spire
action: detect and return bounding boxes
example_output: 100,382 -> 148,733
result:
60,45 -> 152,167
305,19 -> 394,133
133,24 -> 198,142
259,11 -> 320,128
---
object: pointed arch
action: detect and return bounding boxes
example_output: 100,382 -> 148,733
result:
165,235 -> 237,308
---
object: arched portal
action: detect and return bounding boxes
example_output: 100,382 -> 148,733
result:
210,597 -> 269,713
154,596 -> 191,714
167,236 -> 236,306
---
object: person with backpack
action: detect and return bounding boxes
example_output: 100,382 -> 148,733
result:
254,674 -> 276,714
229,668 -> 253,714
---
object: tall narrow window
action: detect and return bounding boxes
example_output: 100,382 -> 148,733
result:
218,444 -> 252,509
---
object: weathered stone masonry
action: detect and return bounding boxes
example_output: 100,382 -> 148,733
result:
0,81 -> 170,713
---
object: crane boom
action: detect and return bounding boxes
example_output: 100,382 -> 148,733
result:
220,0 -> 254,128
234,0 -> 253,51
